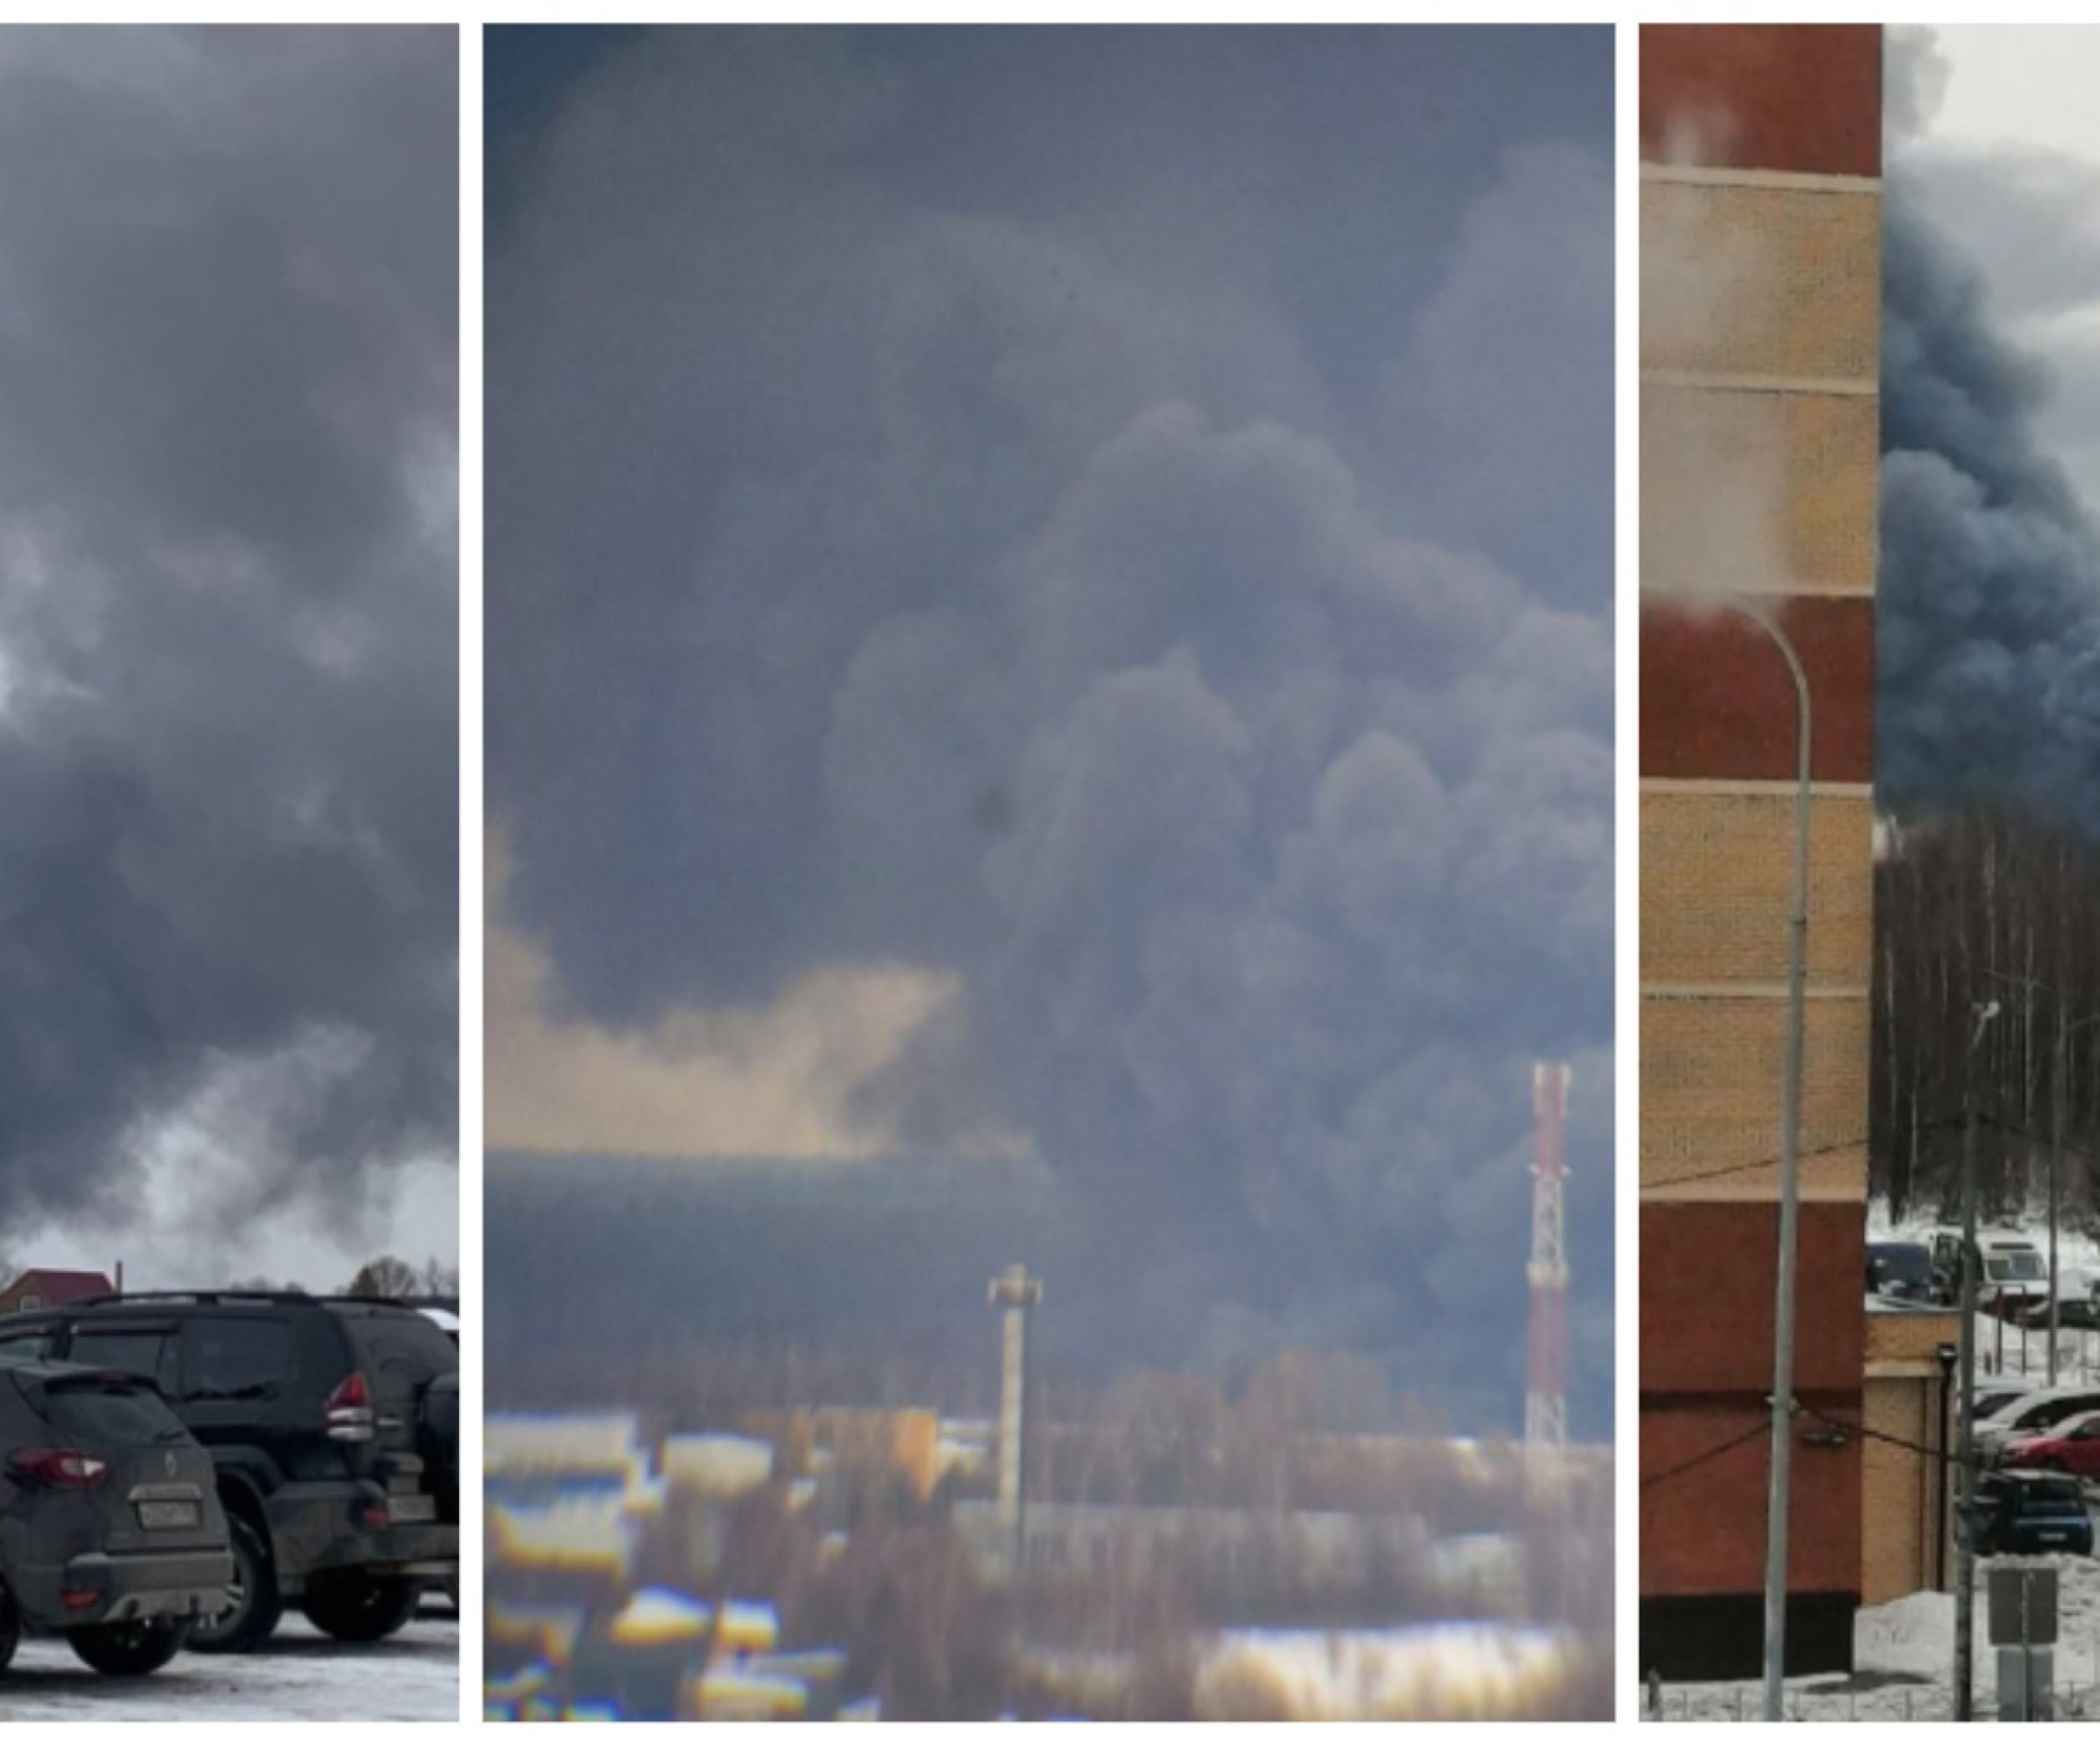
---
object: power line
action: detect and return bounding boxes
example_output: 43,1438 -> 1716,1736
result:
1644,1105 -> 2100,1195
1645,1130 -> 1880,1191
1640,1420 -> 1770,1493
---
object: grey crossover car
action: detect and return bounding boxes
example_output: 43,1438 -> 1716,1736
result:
0,1359 -> 234,1675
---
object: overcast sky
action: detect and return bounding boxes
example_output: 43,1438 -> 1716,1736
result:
1900,28 -> 2100,505
1878,29 -> 2100,833
0,28 -> 458,1291
486,28 -> 1613,1432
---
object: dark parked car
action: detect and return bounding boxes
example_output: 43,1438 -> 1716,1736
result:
0,1293 -> 457,1653
0,1358 -> 233,1675
1965,1470 -> 2096,1559
1867,1241 -> 1937,1302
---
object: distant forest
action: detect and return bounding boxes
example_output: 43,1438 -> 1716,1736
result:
1874,808 -> 2100,1224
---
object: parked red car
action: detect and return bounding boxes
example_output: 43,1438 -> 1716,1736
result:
2005,1409 -> 2100,1478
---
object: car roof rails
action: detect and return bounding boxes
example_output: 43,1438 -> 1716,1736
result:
69,1289 -> 321,1308
64,1289 -> 419,1312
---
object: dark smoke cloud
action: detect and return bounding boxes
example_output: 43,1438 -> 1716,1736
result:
1879,32 -> 2100,834
0,30 -> 458,1240
487,28 -> 1612,1432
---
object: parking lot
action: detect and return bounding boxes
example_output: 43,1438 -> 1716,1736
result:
0,1606 -> 457,1723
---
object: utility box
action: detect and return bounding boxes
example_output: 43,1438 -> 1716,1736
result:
1997,1646 -> 2055,1722
1990,1566 -> 2058,1721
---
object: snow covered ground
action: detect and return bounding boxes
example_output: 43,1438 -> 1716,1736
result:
0,1608 -> 458,1723
1645,1555 -> 2100,1723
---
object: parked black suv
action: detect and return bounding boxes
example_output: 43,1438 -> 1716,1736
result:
0,1294 -> 458,1652
0,1357 -> 233,1675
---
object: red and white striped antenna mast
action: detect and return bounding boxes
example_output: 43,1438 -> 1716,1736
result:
1527,1062 -> 1571,1456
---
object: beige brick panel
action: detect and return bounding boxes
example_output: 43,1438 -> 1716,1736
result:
1640,1141 -> 1865,1203
1642,789 -> 1874,987
1641,385 -> 1878,595
1861,1371 -> 1945,1606
1866,1306 -> 1961,1368
1640,992 -> 1870,1187
1641,181 -> 1880,383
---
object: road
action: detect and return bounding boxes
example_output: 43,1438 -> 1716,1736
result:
0,1606 -> 457,1723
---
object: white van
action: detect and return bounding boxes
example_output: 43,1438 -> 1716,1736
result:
1927,1231 -> 2046,1306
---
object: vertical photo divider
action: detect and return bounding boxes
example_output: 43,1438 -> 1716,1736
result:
1613,18 -> 1641,1726
457,19 -> 487,1729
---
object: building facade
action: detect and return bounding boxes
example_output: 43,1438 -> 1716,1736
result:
1638,24 -> 1883,1679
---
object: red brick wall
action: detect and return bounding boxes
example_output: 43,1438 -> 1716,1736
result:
1642,1201 -> 1866,1598
1642,1391 -> 1863,1596
1643,1201 -> 1867,1395
1641,25 -> 1883,177
1640,599 -> 1876,784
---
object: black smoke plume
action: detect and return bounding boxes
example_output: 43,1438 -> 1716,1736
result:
487,30 -> 1613,1433
0,30 -> 459,1239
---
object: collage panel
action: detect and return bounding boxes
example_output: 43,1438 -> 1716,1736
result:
0,24 -> 461,1723
481,23 -> 1615,1726
1640,23 -> 2100,1726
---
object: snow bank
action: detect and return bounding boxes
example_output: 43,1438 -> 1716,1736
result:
1195,1624 -> 1579,1721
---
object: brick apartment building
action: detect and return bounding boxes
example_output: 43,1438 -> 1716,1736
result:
1638,24 -> 1882,1679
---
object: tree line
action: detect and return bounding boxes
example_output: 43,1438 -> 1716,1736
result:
1873,806 -> 2100,1227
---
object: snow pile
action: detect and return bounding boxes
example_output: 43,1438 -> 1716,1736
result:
1856,1588 -> 1955,1679
660,1432 -> 772,1498
1195,1624 -> 1578,1721
486,1412 -> 648,1482
490,1492 -> 636,1576
608,1586 -> 714,1646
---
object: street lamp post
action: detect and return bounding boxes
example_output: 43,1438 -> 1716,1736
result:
1977,967 -> 2100,1394
1730,598 -> 1812,1724
2050,1011 -> 2100,1386
1955,998 -> 2001,1724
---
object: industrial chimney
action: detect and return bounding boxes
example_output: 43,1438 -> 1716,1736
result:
988,1263 -> 1042,1572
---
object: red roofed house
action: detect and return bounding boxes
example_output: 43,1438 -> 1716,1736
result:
0,1269 -> 115,1316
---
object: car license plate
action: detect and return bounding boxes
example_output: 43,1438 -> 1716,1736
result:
138,1499 -> 200,1531
387,1493 -> 437,1524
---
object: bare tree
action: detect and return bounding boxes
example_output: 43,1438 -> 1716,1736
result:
345,1254 -> 421,1298
1874,808 -> 2100,1223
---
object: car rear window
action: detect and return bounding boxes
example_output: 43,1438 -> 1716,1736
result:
2023,1478 -> 2083,1506
67,1328 -> 180,1394
185,1317 -> 292,1401
41,1379 -> 188,1447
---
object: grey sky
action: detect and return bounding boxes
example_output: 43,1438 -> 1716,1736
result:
0,28 -> 458,1290
486,28 -> 1612,1433
1894,28 -> 2100,504
1879,29 -> 2100,835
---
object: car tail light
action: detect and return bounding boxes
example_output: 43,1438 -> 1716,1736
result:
61,1588 -> 102,1611
12,1447 -> 110,1489
324,1371 -> 375,1442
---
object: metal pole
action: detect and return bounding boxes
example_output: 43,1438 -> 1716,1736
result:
2050,1011 -> 2100,1386
2052,1023 -> 2066,1387
1739,599 -> 1812,1723
1935,1343 -> 1956,1595
1955,1001 -> 1999,1723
